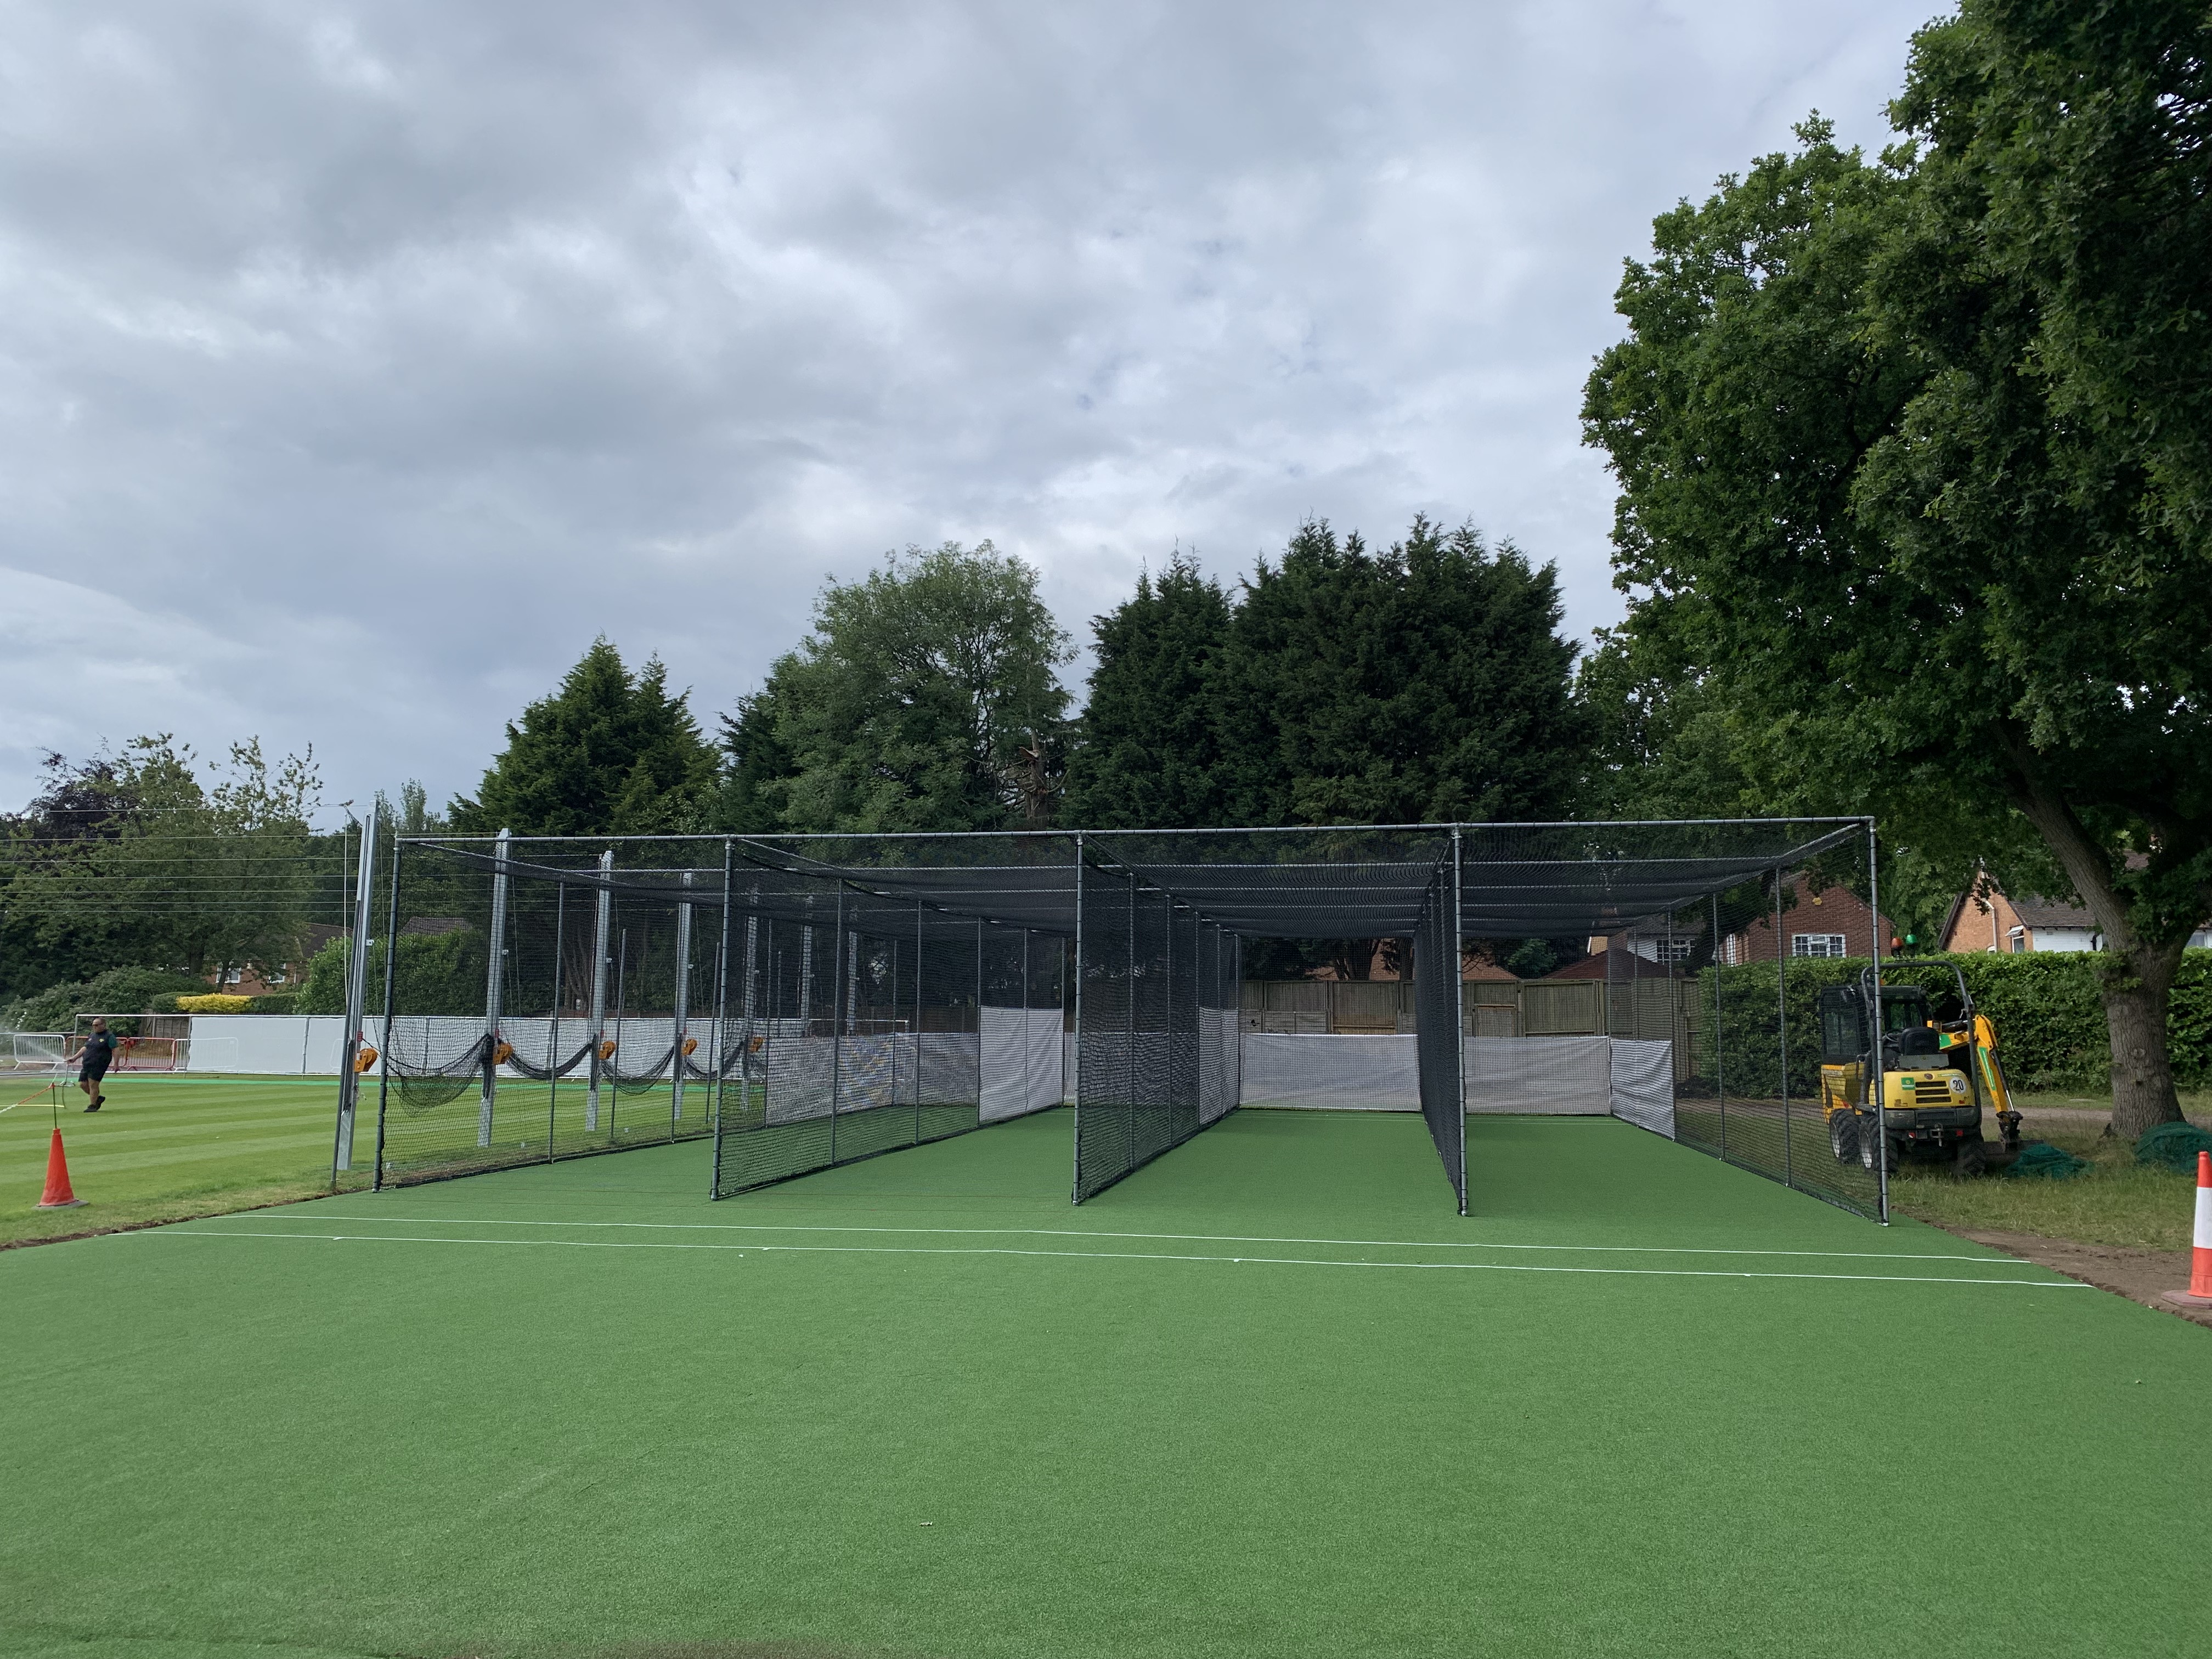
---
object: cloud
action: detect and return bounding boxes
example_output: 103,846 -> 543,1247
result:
0,0 -> 1947,817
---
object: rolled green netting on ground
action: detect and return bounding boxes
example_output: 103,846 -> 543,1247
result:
2134,1120 -> 2212,1173
2004,1140 -> 2091,1180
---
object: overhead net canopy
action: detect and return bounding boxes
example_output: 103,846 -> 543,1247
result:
371,819 -> 1878,1216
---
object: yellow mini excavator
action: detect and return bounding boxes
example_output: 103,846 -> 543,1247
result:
1818,964 -> 2023,1176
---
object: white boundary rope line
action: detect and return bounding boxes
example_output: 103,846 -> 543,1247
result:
128,1227 -> 2089,1288
279,1212 -> 2038,1266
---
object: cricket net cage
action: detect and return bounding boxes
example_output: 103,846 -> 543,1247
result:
366,819 -> 1883,1218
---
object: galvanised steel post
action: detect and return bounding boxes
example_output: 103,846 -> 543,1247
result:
331,812 -> 379,1179
478,827 -> 511,1149
673,870 -> 693,1127
587,849 -> 612,1133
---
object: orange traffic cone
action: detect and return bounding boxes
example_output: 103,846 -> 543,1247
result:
37,1127 -> 86,1209
2165,1150 -> 2212,1308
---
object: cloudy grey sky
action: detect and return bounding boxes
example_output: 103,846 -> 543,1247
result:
0,0 -> 1945,821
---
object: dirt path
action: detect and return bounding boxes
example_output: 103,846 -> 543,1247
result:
1959,1229 -> 2211,1330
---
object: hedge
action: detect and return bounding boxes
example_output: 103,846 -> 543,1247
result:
2,967 -> 212,1035
1695,950 -> 2212,1097
294,929 -> 486,1017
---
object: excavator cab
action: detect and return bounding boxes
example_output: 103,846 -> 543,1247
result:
1817,967 -> 2021,1176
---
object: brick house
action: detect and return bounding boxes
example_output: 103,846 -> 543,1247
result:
1719,874 -> 1896,964
1939,873 -> 2212,953
200,916 -> 469,996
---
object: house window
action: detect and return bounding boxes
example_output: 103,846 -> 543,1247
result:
2008,927 -> 2027,953
1792,934 -> 1847,958
1655,938 -> 1693,964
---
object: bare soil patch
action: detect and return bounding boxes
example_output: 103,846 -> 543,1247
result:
1960,1228 -> 2212,1331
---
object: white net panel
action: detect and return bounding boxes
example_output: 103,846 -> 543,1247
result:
1609,1038 -> 1676,1138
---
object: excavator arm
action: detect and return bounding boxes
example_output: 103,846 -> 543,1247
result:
1954,1013 -> 2023,1150
1970,1014 -> 2014,1115
1931,1006 -> 2023,1153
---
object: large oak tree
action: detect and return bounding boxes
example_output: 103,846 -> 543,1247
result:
1584,1 -> 2212,1136
725,543 -> 1073,834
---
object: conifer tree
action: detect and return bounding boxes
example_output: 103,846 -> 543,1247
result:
1061,554 -> 1233,830
1221,517 -> 1588,827
451,640 -> 719,836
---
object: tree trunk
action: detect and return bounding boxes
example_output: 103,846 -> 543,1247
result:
2004,732 -> 2186,1139
1331,939 -> 1377,981
2102,939 -> 2186,1141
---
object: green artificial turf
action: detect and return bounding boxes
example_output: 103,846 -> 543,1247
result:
1,1073 -> 360,1246
2,1110 -> 2207,1659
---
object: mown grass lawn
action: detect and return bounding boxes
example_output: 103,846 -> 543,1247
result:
1,1073 -> 362,1247
9,1073 -> 2210,1256
1886,1087 -> 2211,1250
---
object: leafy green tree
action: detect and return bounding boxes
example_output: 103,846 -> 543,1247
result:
1062,553 -> 1235,830
731,543 -> 1074,833
1228,517 -> 1588,979
0,737 -> 321,991
1583,1 -> 2212,1137
1860,1 -> 2212,1131
1573,633 -> 1762,822
296,929 -> 485,1016
0,751 -> 146,998
451,640 -> 720,837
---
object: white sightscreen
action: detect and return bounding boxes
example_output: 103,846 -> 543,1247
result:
1239,1034 -> 1419,1109
1237,1032 -> 1671,1128
185,1014 -> 353,1075
1462,1035 -> 1613,1115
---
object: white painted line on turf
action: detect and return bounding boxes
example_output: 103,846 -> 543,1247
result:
271,1213 -> 2044,1267
129,1227 -> 2091,1288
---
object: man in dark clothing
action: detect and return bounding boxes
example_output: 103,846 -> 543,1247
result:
78,1017 -> 116,1111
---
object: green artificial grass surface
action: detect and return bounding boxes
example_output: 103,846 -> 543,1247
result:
1,1074 -> 359,1246
3,1109 -> 2207,1659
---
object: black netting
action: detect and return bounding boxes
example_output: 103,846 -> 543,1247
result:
1074,864 -> 1135,1198
371,841 -> 724,1186
369,819 -> 1887,1220
1592,858 -> 1889,1220
1073,850 -> 1240,1203
1414,847 -> 1466,1214
709,888 -> 987,1195
1198,922 -> 1240,1126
